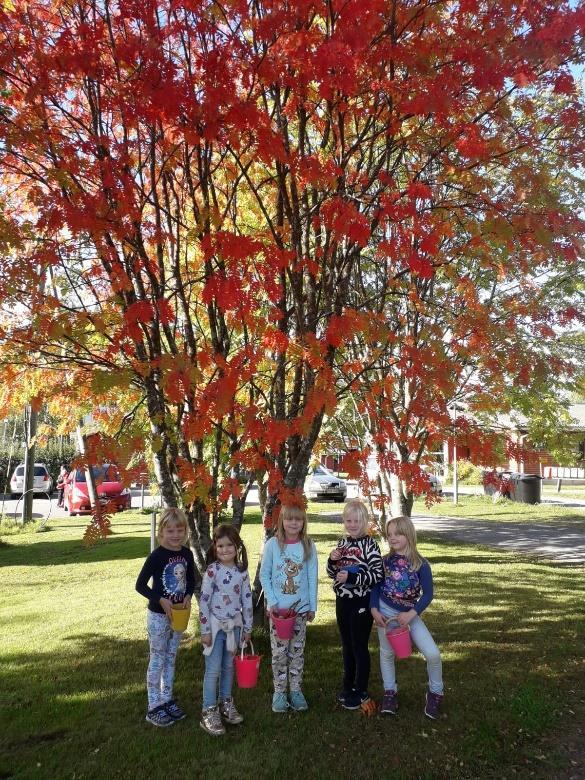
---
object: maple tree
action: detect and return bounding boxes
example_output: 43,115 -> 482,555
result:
0,0 -> 583,567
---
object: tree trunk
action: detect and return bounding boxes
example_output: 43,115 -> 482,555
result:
389,472 -> 414,517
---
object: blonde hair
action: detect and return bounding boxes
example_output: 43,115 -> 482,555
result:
342,499 -> 370,537
275,504 -> 314,561
385,515 -> 424,570
157,507 -> 188,544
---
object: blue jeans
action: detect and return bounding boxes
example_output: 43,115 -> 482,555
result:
202,629 -> 240,709
376,602 -> 443,695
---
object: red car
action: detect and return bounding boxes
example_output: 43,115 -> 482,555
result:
64,464 -> 131,515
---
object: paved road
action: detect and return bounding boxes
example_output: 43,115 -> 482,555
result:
412,514 -> 585,565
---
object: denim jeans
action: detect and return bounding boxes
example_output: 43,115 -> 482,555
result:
376,601 -> 443,695
146,610 -> 182,710
202,628 -> 241,709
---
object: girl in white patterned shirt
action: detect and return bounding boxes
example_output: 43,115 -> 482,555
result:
199,524 -> 253,736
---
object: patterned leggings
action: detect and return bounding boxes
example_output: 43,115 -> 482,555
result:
146,611 -> 182,710
269,613 -> 308,693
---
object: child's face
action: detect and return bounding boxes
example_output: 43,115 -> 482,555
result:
160,521 -> 186,550
387,523 -> 408,554
283,512 -> 304,540
215,536 -> 237,566
343,510 -> 362,538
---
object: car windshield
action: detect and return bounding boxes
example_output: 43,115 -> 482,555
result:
314,466 -> 333,476
15,466 -> 24,476
74,465 -> 121,483
33,466 -> 47,476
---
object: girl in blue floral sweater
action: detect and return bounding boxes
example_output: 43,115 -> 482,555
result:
370,515 -> 444,720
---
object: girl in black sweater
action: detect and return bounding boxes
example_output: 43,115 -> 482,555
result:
327,499 -> 383,710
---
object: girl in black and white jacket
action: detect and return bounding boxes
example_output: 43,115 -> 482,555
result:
327,499 -> 383,710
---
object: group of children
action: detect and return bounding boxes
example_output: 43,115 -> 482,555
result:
135,498 -> 443,735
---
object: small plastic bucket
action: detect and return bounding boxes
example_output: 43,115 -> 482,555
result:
170,604 -> 191,632
386,626 -> 412,659
234,642 -> 261,688
272,611 -> 296,640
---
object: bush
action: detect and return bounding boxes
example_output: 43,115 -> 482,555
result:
444,459 -> 484,485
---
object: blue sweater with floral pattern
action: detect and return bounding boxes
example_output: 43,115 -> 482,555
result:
369,553 -> 433,615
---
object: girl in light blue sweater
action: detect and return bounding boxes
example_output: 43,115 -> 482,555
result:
260,504 -> 318,713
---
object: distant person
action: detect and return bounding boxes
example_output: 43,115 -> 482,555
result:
327,499 -> 383,711
135,508 -> 195,727
370,515 -> 444,719
260,504 -> 318,713
56,464 -> 68,508
199,524 -> 253,736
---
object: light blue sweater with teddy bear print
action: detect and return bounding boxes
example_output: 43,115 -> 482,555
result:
260,537 -> 318,614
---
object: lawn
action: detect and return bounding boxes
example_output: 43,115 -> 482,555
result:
412,494 -> 585,525
1,509 -> 584,779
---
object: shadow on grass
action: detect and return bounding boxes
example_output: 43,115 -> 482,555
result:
1,609 -> 584,779
0,534 -> 151,568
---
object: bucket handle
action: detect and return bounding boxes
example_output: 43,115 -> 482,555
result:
240,640 -> 255,660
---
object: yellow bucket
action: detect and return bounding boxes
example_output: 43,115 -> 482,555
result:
170,604 -> 191,632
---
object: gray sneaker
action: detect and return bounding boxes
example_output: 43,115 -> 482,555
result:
145,705 -> 173,727
219,697 -> 244,725
200,705 -> 226,736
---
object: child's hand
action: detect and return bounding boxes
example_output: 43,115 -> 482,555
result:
396,609 -> 417,627
182,595 -> 192,608
159,597 -> 173,620
330,548 -> 342,561
306,611 -> 315,623
371,608 -> 388,629
335,570 -> 349,584
201,633 -> 212,647
242,631 -> 252,643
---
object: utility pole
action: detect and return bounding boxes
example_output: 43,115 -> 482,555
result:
21,405 -> 38,523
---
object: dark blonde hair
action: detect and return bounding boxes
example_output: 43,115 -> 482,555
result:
275,504 -> 314,562
385,515 -> 424,570
157,507 -> 188,544
206,523 -> 248,571
342,499 -> 370,537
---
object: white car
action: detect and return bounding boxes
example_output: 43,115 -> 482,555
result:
305,465 -> 347,502
10,463 -> 54,498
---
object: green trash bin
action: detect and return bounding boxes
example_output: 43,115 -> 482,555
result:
516,474 -> 542,504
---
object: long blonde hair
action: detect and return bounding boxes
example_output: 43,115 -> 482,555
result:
275,504 -> 314,561
385,515 -> 424,571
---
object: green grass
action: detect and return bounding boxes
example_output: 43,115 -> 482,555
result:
542,485 -> 585,501
1,510 -> 584,779
413,494 -> 585,525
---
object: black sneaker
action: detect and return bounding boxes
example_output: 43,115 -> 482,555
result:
340,691 -> 362,710
145,705 -> 173,727
336,690 -> 352,705
165,700 -> 187,721
357,691 -> 371,705
380,689 -> 398,715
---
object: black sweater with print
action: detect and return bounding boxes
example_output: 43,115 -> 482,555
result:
326,535 -> 383,598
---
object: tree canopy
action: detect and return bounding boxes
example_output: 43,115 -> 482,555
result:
0,0 -> 583,563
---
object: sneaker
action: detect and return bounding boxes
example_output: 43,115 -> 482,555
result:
358,691 -> 371,705
164,700 -> 187,721
340,691 -> 362,710
380,689 -> 398,715
200,705 -> 226,736
219,697 -> 244,725
424,691 -> 444,720
289,690 -> 308,711
145,705 -> 173,727
272,692 -> 289,713
336,689 -> 352,705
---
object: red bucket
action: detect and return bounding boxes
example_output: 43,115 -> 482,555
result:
272,610 -> 296,640
386,626 -> 412,659
234,642 -> 261,688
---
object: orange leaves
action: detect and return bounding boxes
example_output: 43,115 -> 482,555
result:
320,197 -> 370,247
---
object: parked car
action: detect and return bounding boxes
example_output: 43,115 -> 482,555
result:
305,465 -> 347,502
64,464 -> 131,515
10,463 -> 53,498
